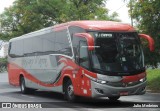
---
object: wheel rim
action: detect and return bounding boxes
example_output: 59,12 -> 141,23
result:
67,84 -> 74,98
21,79 -> 24,92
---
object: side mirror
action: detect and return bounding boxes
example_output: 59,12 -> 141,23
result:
74,33 -> 94,50
139,34 -> 155,52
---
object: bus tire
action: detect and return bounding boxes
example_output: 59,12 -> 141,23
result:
20,76 -> 31,94
108,96 -> 120,101
64,80 -> 76,102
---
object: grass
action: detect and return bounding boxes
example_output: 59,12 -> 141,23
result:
147,69 -> 160,92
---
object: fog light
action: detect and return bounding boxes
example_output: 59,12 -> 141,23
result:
101,81 -> 106,84
128,82 -> 133,85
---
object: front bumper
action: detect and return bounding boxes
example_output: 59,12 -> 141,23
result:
91,80 -> 146,98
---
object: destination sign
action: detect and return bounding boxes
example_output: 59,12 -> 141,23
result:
95,33 -> 113,38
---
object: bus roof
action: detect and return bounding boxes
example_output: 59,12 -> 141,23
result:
54,20 -> 135,31
10,21 -> 135,42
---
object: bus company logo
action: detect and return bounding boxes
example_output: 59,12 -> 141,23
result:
2,103 -> 12,108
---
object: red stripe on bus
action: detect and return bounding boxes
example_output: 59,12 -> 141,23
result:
122,72 -> 146,83
8,62 -> 61,87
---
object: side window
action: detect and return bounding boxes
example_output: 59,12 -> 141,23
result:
16,40 -> 23,57
79,41 -> 90,69
55,29 -> 72,56
43,32 -> 55,53
8,42 -> 11,56
9,40 -> 24,57
10,41 -> 16,57
72,35 -> 80,63
69,26 -> 85,39
24,38 -> 33,55
32,37 -> 43,53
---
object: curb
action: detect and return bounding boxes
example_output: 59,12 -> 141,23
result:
146,90 -> 160,94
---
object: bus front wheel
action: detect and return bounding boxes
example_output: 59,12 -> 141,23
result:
64,80 -> 76,102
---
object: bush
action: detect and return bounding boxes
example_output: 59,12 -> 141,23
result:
0,58 -> 7,72
147,69 -> 160,92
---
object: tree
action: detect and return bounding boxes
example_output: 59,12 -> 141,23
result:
0,0 -> 120,40
128,0 -> 160,68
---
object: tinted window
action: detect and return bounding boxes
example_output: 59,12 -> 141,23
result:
24,38 -> 33,54
10,41 -> 16,57
9,29 -> 74,57
9,40 -> 23,57
43,32 -> 55,53
79,41 -> 90,69
8,42 -> 11,55
32,37 -> 43,53
55,29 -> 72,56
70,26 -> 85,57
69,26 -> 85,39
16,40 -> 23,56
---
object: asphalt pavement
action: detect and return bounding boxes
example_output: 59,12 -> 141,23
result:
0,72 -> 160,111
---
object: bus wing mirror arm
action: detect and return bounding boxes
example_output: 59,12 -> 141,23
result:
139,34 -> 155,52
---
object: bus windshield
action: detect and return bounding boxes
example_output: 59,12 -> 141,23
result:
89,32 -> 145,76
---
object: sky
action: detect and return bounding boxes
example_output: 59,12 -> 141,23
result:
106,0 -> 131,24
0,0 -> 131,24
0,0 -> 15,13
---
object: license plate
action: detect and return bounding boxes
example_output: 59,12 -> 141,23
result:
120,91 -> 128,96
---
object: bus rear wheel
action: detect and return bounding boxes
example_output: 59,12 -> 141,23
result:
108,96 -> 120,101
64,80 -> 76,102
20,76 -> 33,94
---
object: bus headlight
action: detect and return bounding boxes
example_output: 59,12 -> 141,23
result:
84,74 -> 97,81
84,74 -> 107,84
97,73 -> 122,82
96,79 -> 107,84
139,77 -> 146,82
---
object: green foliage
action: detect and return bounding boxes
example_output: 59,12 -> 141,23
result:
0,58 -> 7,72
147,69 -> 160,92
0,0 -> 120,40
128,0 -> 160,67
